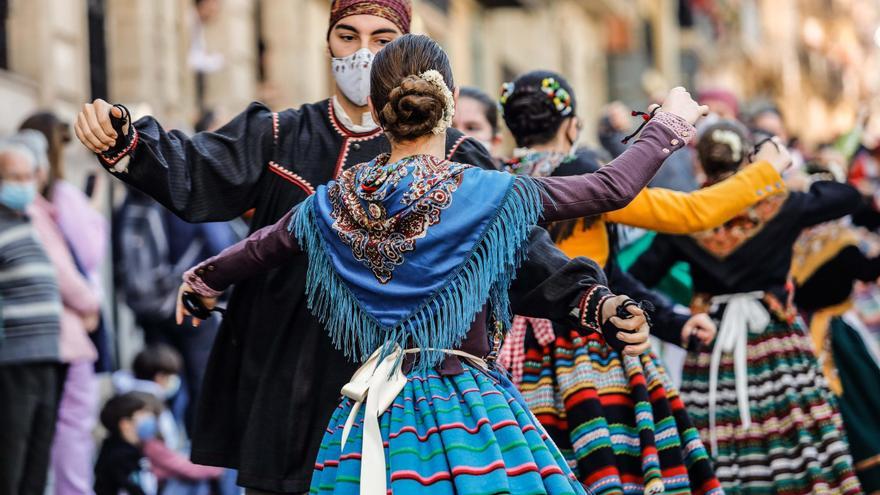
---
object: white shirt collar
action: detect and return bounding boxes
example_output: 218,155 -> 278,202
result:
332,95 -> 378,134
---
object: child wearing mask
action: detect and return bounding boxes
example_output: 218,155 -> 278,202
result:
113,344 -> 185,450
94,393 -> 160,495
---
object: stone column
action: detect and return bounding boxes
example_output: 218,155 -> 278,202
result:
260,0 -> 330,109
105,0 -> 193,126
7,0 -> 91,116
202,0 -> 260,113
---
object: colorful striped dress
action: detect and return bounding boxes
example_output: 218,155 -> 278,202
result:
501,146 -> 785,495
504,294 -> 722,495
311,366 -> 585,495
629,181 -> 865,494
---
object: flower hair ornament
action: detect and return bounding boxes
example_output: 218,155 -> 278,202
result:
540,77 -> 573,117
711,129 -> 744,162
499,81 -> 515,106
420,70 -> 455,135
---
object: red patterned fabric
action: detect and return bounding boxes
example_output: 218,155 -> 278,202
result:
498,316 -> 555,384
328,0 -> 412,36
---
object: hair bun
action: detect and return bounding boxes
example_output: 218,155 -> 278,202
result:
381,75 -> 446,141
503,92 -> 562,142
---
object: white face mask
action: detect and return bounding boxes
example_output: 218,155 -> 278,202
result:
163,374 -> 181,399
331,48 -> 374,107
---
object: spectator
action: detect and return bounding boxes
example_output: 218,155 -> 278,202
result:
12,129 -> 102,495
94,393 -> 160,495
0,139 -> 64,495
113,344 -> 185,451
20,111 -> 112,372
136,393 -> 223,495
452,86 -> 503,158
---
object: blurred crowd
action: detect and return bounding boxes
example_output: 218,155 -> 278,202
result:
0,110 -> 245,494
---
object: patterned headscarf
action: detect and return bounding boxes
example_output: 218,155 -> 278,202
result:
328,0 -> 412,38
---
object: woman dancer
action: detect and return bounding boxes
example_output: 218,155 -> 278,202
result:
790,171 -> 880,493
496,70 -> 789,495
630,120 -> 864,494
177,35 -> 705,495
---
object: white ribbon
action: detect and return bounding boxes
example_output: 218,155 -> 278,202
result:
707,291 -> 768,456
340,346 -> 488,495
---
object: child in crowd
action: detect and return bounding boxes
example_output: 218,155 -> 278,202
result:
106,346 -> 224,494
94,393 -> 160,495
113,344 -> 185,450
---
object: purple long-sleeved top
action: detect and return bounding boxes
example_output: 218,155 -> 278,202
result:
185,114 -> 693,363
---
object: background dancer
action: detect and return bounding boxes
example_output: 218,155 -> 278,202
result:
630,120 -> 864,494
495,70 -> 788,495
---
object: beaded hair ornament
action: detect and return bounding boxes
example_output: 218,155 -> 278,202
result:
420,70 -> 455,135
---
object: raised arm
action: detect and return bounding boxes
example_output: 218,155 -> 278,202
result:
75,99 -> 279,222
606,160 -> 784,233
181,209 -> 301,302
536,113 -> 695,222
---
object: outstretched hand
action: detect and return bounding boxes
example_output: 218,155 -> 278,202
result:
74,99 -> 128,153
659,87 -> 709,125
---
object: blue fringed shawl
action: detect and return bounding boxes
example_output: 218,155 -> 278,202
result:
289,154 -> 544,370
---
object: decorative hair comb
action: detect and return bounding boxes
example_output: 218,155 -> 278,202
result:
540,78 -> 573,117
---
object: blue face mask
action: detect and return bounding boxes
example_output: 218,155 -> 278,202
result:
135,414 -> 158,441
0,181 -> 36,211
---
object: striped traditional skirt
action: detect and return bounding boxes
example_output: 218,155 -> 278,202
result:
309,363 -> 587,495
680,317 -> 863,494
519,327 -> 723,495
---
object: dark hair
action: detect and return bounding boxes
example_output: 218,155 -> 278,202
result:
459,86 -> 499,135
697,119 -> 752,178
370,34 -> 454,142
133,343 -> 183,381
19,111 -> 70,189
500,70 -> 577,147
100,393 -> 150,435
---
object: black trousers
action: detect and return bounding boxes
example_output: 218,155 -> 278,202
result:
0,361 -> 64,495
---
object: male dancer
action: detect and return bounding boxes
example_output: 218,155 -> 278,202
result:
75,1 -> 649,492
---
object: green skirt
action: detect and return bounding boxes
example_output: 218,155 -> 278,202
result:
830,315 -> 880,492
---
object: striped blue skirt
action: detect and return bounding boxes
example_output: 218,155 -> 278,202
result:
309,364 -> 587,495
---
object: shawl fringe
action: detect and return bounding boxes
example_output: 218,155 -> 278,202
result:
289,175 -> 545,371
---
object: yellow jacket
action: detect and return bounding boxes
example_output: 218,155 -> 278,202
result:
556,161 -> 785,266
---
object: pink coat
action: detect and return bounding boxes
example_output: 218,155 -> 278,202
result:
28,195 -> 100,363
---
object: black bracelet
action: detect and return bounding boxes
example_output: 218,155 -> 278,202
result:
101,104 -> 134,160
621,106 -> 661,144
